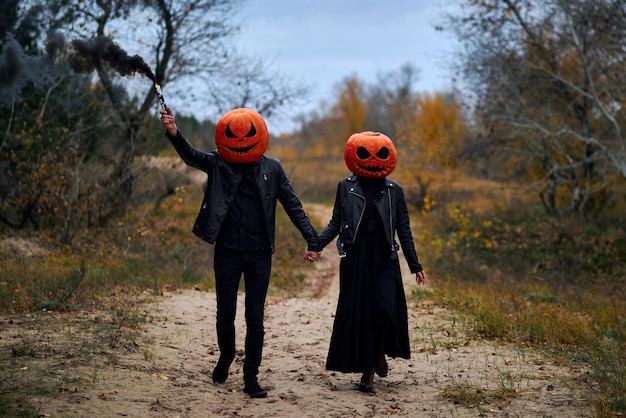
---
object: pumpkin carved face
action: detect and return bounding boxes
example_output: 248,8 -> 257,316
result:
344,131 -> 397,178
215,108 -> 269,163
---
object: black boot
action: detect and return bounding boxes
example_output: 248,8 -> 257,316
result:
358,367 -> 376,393
212,355 -> 234,384
244,377 -> 267,398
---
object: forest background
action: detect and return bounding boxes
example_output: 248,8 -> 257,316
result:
0,0 -> 624,416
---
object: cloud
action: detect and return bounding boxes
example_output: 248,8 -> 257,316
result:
236,0 -> 459,98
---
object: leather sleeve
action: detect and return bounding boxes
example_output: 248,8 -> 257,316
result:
319,182 -> 343,249
394,185 -> 423,273
276,162 -> 322,252
165,130 -> 215,172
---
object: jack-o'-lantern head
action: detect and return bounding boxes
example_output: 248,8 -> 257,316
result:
215,108 -> 269,163
344,131 -> 397,178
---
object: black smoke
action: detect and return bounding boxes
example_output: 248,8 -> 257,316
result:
0,36 -> 22,87
68,36 -> 156,81
0,31 -> 156,102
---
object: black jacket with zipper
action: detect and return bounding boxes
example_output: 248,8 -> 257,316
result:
166,129 -> 321,253
319,175 -> 422,273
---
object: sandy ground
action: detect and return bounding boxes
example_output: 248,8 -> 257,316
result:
4,204 -> 596,417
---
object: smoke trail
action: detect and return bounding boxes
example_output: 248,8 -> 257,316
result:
69,36 -> 156,81
0,32 -> 157,103
0,34 -> 57,89
0,36 -> 23,88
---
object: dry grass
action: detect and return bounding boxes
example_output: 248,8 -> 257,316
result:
408,170 -> 626,415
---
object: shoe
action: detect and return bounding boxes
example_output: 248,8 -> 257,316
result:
244,380 -> 268,398
376,352 -> 388,377
211,357 -> 232,384
358,368 -> 375,393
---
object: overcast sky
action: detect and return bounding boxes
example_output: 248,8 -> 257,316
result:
233,0 -> 462,132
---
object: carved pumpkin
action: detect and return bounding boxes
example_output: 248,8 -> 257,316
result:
215,108 -> 269,163
344,131 -> 397,178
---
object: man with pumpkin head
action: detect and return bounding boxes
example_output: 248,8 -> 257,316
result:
160,107 -> 321,398
316,131 -> 427,393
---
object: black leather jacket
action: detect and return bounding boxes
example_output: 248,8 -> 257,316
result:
319,175 -> 423,273
166,130 -> 321,253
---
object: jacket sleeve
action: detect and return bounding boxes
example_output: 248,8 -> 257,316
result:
395,185 -> 423,273
318,182 -> 343,249
276,163 -> 322,252
165,130 -> 215,172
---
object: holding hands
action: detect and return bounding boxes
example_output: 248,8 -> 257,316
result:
304,249 -> 320,262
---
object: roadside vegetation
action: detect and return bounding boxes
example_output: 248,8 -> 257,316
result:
2,159 -> 624,416
408,177 -> 625,416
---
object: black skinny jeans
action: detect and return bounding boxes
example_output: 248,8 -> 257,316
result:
213,245 -> 272,381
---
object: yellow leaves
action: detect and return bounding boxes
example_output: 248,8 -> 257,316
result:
421,195 -> 436,216
409,92 -> 467,169
446,205 -> 497,251
448,206 -> 470,229
430,236 -> 444,254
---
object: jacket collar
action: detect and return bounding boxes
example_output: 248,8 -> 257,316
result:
347,175 -> 394,188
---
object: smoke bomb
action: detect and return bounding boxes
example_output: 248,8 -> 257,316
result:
154,83 -> 168,112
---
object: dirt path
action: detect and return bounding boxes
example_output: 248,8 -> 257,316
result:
21,204 -> 594,417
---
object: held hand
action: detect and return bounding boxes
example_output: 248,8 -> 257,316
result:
416,270 -> 426,286
160,107 -> 178,136
304,249 -> 320,262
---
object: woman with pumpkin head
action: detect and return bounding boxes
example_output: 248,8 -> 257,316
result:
160,107 -> 321,398
316,131 -> 427,393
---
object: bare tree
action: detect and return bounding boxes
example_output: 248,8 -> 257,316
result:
365,63 -> 421,139
445,0 -> 626,214
205,53 -> 311,118
41,0 -> 241,214
3,0 -> 310,229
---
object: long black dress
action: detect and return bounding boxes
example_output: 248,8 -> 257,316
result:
325,177 -> 410,373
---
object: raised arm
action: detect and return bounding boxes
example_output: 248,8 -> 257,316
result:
160,107 -> 214,171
